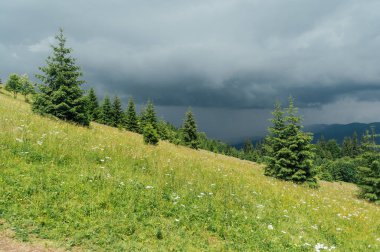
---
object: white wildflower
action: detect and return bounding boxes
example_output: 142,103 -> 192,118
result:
315,243 -> 328,252
314,243 -> 336,252
145,185 -> 153,189
267,224 -> 274,230
198,192 -> 205,197
37,140 -> 43,145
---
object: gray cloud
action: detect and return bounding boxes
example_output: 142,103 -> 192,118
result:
2,0 -> 380,141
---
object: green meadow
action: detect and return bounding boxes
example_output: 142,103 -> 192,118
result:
0,92 -> 379,251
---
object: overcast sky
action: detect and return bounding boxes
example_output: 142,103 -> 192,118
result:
2,0 -> 380,143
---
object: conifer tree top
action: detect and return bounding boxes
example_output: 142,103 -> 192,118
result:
32,28 -> 89,126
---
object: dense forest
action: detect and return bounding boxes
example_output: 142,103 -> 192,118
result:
1,29 -> 379,204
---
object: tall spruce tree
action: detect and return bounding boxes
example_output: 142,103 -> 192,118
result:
266,97 -> 316,186
283,97 -> 315,185
87,88 -> 100,121
5,73 -> 22,98
182,108 -> 199,149
125,97 -> 139,132
112,96 -> 124,127
357,152 -> 380,204
100,95 -> 113,126
140,100 -> 158,131
265,102 -> 286,177
361,130 -> 372,152
32,29 -> 89,125
357,128 -> 380,203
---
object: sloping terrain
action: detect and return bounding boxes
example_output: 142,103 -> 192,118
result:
0,93 -> 379,251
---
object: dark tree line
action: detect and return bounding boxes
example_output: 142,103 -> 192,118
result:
313,128 -> 380,203
26,29 -> 209,150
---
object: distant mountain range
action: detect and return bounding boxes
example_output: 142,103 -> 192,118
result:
305,122 -> 380,144
232,122 -> 380,148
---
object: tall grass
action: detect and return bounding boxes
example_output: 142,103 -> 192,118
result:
0,93 -> 379,251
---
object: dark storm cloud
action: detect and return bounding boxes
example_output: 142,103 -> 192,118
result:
2,0 -> 380,141
2,0 -> 380,109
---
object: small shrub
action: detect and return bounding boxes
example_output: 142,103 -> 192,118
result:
318,157 -> 359,183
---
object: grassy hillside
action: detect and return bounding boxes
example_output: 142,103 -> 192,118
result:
0,92 -> 379,251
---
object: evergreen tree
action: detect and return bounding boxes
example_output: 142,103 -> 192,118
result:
342,137 -> 353,157
266,97 -> 316,186
112,96 -> 124,127
143,123 -> 159,145
5,73 -> 22,98
315,135 -> 332,160
357,152 -> 380,204
32,28 -> 89,126
326,139 -> 341,159
361,130 -> 372,152
243,139 -> 254,154
86,88 -> 100,121
352,131 -> 360,156
265,102 -> 286,177
100,95 -> 113,125
243,139 -> 258,161
125,97 -> 139,132
157,120 -> 170,140
282,97 -> 316,184
182,108 -> 199,149
140,100 -> 158,131
20,74 -> 35,102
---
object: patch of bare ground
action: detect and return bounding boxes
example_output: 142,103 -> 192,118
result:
0,229 -> 65,252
